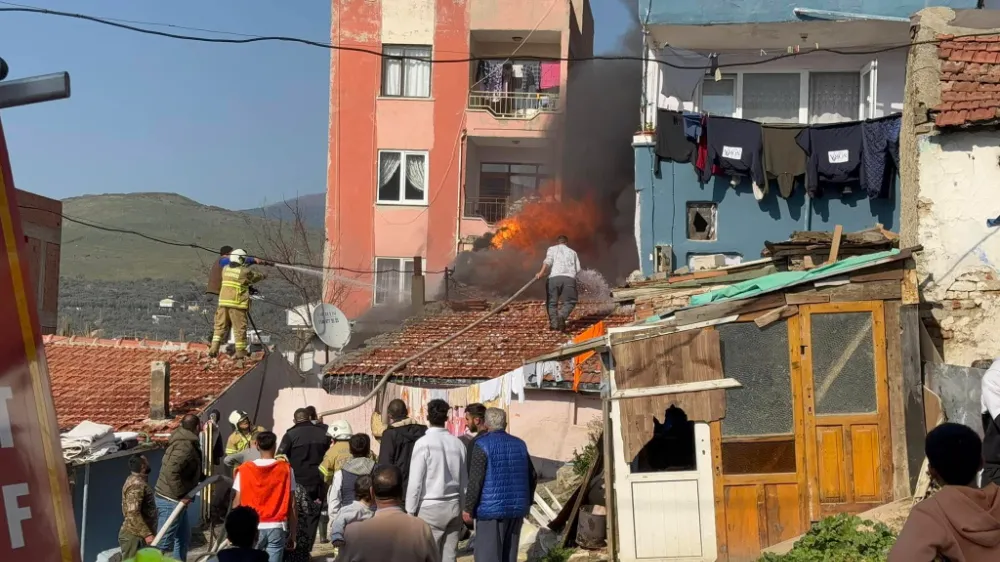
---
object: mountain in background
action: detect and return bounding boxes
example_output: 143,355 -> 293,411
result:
61,192 -> 325,281
239,193 -> 326,230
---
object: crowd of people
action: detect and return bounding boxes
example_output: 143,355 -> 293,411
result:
120,399 -> 536,562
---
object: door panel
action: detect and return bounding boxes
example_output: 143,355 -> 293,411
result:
763,484 -> 802,546
722,485 -> 761,561
801,302 -> 892,517
634,480 -> 705,558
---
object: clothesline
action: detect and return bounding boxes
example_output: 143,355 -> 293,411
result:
654,108 -> 902,202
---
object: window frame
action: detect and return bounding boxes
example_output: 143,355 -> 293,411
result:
381,45 -> 432,98
373,257 -> 415,306
478,162 -> 550,197
376,149 -> 430,205
696,65 -> 876,125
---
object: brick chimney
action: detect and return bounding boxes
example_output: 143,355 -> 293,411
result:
150,361 -> 170,420
411,255 -> 425,314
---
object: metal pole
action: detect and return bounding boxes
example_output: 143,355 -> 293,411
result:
80,463 -> 90,560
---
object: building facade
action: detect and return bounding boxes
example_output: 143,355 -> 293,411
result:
634,0 -> 975,279
325,0 -> 594,317
14,189 -> 61,334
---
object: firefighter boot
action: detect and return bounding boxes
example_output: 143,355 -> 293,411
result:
208,341 -> 220,358
234,349 -> 248,359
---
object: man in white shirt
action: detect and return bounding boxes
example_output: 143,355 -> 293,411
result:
232,431 -> 297,562
977,358 -> 1000,486
535,234 -> 581,331
406,399 -> 467,562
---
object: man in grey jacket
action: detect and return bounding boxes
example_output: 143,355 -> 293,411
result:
154,415 -> 203,561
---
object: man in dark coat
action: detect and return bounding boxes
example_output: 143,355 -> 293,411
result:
154,415 -> 203,561
278,408 -> 331,549
378,399 -> 427,496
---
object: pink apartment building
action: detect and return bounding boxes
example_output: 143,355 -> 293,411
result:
325,0 -> 594,318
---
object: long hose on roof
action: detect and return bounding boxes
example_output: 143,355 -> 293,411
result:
317,276 -> 539,417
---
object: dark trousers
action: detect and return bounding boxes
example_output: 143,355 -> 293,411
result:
474,518 -> 523,562
546,276 -> 578,328
983,464 -> 1000,487
118,529 -> 144,560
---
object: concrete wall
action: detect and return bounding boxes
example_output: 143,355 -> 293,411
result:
326,0 -> 590,318
71,449 -> 166,562
273,386 -> 601,479
642,0 -> 977,26
901,8 -> 1000,364
633,145 -> 900,275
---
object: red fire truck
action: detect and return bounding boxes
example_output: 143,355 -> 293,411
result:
0,67 -> 79,561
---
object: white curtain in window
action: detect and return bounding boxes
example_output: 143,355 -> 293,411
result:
405,154 -> 426,200
809,73 -> 860,124
742,73 -> 800,123
375,259 -> 399,305
383,47 -> 403,96
378,152 -> 402,201
403,48 -> 431,97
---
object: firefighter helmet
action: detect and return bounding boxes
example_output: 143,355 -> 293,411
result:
228,410 -> 249,427
328,420 -> 352,440
229,248 -> 247,265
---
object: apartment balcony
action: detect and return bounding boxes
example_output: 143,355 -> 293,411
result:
644,0 -> 977,26
468,90 -> 560,120
463,196 -> 511,225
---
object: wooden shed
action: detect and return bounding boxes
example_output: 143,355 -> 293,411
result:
529,247 -> 925,562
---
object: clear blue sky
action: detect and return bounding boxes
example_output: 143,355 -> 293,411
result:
0,0 -> 631,209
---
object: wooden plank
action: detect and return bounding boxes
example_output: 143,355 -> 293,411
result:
610,378 -> 741,400
816,427 -> 847,503
871,300 -> 895,504
902,258 -> 919,305
849,425 -> 882,502
883,300 -> 910,501
799,306 -> 821,522
785,292 -> 831,305
722,473 -> 798,486
827,225 -> 844,263
723,485 -> 763,561
600,390 -> 615,559
764,484 -> 804,548
788,314 -> 810,532
710,422 -> 727,561
560,432 -> 601,548
803,255 -> 816,270
850,268 -> 904,283
693,269 -> 729,280
674,292 -> 787,325
900,305 -> 926,494
754,305 -> 799,328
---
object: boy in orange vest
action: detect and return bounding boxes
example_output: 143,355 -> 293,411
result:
232,431 -> 298,562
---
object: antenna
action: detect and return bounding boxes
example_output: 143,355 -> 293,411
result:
311,303 -> 352,351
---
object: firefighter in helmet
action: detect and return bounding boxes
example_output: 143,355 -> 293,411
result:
225,410 -> 265,455
208,249 -> 268,359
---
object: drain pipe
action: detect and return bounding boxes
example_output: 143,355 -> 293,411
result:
455,130 -> 467,256
80,463 -> 91,560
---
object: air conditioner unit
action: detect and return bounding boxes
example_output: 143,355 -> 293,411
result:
654,244 -> 673,273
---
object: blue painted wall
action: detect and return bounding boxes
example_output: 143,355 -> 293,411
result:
634,143 -> 899,276
642,0 -> 978,26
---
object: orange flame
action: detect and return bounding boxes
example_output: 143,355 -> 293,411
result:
490,181 -> 602,254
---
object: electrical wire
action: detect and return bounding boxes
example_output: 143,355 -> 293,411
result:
16,204 -> 443,274
317,274 -> 538,417
0,3 -> 985,69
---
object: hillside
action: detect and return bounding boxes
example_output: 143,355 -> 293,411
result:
61,192 -> 324,281
240,193 -> 325,229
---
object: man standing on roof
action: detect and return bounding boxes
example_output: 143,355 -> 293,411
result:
535,234 -> 581,332
209,248 -> 270,359
227,410 -> 266,456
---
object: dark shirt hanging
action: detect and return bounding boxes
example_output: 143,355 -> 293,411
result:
795,122 -> 863,198
655,110 -> 695,175
762,124 -> 807,199
682,112 -> 702,142
695,114 -> 720,180
861,115 -> 902,199
701,116 -> 765,187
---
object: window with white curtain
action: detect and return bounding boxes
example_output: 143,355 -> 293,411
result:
382,46 -> 431,98
377,150 -> 428,204
700,70 -> 864,124
374,257 -> 414,305
809,72 -> 861,124
742,73 -> 801,123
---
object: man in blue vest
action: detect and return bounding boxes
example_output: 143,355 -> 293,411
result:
462,408 -> 537,562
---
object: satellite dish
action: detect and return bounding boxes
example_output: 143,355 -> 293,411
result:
311,303 -> 351,350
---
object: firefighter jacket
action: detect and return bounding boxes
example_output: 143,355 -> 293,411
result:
218,265 -> 265,310
226,426 -> 265,455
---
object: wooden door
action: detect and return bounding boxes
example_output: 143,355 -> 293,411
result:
800,302 -> 892,518
713,318 -> 809,562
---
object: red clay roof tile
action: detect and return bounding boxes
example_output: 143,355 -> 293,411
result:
936,40 -> 1000,127
43,336 -> 260,434
327,301 -> 634,387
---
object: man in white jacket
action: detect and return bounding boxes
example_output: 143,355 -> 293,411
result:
406,399 -> 467,562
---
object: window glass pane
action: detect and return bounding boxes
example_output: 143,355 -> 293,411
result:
809,72 -> 861,124
481,163 -> 509,173
384,46 -> 403,57
375,259 -> 399,305
810,312 -> 877,414
403,54 -> 431,97
510,164 -> 537,174
403,153 -> 426,201
743,73 -> 800,123
861,71 -> 872,119
377,152 -> 402,202
402,260 -> 414,303
718,321 -> 794,436
701,77 -> 735,116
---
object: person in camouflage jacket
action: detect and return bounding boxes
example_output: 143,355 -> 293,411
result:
120,454 -> 158,560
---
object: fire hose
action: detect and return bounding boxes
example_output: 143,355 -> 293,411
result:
151,476 -> 229,551
317,276 -> 539,417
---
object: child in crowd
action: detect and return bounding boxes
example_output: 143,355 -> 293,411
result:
889,423 -> 1000,562
329,475 -> 375,547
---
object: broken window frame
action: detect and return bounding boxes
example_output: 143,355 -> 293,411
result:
686,202 -> 717,241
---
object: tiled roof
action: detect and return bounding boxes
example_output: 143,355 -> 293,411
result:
935,34 -> 1000,127
43,336 -> 260,435
327,301 -> 635,386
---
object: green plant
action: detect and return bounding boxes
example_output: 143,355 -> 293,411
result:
570,419 -> 603,478
540,546 -> 576,562
758,514 -> 897,562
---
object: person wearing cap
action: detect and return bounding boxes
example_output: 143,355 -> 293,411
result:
226,410 -> 265,456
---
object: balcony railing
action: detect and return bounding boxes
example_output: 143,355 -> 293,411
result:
468,91 -> 560,119
463,196 -> 510,224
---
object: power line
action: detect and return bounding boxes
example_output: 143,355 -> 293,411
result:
0,3 -> 975,69
17,204 -> 444,274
